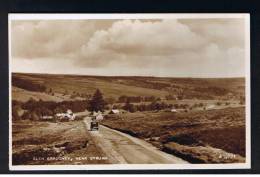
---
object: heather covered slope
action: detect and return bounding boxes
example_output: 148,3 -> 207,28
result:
12,120 -> 109,165
12,73 -> 245,101
101,107 -> 245,163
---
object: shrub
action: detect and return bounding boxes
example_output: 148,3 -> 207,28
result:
12,105 -> 21,121
123,99 -> 136,113
216,102 -> 222,106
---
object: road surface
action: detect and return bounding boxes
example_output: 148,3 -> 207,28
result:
83,117 -> 188,164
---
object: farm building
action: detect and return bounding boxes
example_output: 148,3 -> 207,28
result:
55,109 -> 75,121
41,115 -> 54,120
206,105 -> 215,110
109,109 -> 120,114
165,108 -> 177,113
171,108 -> 177,113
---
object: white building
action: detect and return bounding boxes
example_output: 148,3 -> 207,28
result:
109,109 -> 120,114
206,105 -> 215,110
55,109 -> 75,121
171,108 -> 177,113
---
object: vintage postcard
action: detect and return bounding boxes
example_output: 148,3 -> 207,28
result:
9,13 -> 251,170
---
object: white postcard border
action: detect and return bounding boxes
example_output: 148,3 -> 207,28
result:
8,13 -> 251,171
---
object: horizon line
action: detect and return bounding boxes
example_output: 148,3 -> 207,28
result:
11,71 -> 246,79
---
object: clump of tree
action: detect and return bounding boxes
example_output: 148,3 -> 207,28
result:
12,100 -> 23,121
88,89 -> 107,112
123,98 -> 136,113
239,96 -> 245,105
15,89 -> 111,121
216,102 -> 222,106
105,97 -> 116,105
192,103 -> 204,108
165,94 -> 177,100
143,96 -> 157,102
177,95 -> 184,100
118,95 -> 142,103
20,97 -> 89,120
121,100 -> 174,113
173,103 -> 189,109
21,110 -> 40,121
225,102 -> 230,106
12,76 -> 46,92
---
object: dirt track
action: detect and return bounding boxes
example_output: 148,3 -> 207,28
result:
83,117 -> 188,164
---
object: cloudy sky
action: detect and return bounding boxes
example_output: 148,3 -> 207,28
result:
11,18 -> 246,77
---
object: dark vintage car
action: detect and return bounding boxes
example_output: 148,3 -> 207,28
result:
90,121 -> 99,131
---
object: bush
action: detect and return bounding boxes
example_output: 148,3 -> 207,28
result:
12,105 -> 21,121
22,111 -> 40,121
216,102 -> 222,106
20,99 -> 89,119
118,95 -> 142,103
198,103 -> 204,107
123,99 -> 136,113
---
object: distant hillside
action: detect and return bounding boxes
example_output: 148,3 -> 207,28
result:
11,73 -> 245,102
11,73 -> 169,101
12,75 -> 47,92
12,86 -> 68,102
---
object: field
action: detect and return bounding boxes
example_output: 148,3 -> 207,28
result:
12,119 -> 109,165
12,73 -> 170,102
101,107 -> 246,163
11,72 -> 246,164
12,73 -> 245,102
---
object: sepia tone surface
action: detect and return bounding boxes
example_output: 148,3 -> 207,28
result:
10,16 -> 248,167
12,18 -> 245,77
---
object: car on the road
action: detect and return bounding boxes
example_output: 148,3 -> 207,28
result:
90,121 -> 99,131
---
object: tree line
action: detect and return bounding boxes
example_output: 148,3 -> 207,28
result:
12,89 -> 194,121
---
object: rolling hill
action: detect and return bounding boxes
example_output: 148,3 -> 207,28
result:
11,73 -> 245,102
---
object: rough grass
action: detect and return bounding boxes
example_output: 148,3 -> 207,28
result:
12,120 -> 109,165
160,126 -> 245,157
12,86 -> 65,102
163,142 -> 245,164
12,73 -> 169,100
12,73 -> 245,101
102,107 -> 246,163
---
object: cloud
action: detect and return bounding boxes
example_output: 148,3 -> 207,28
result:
76,19 -> 245,72
11,20 -> 113,59
11,18 -> 246,77
179,19 -> 245,49
77,19 -> 207,67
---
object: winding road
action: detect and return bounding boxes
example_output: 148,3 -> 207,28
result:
83,117 -> 188,164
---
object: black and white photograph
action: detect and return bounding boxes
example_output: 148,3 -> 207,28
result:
9,14 -> 250,170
